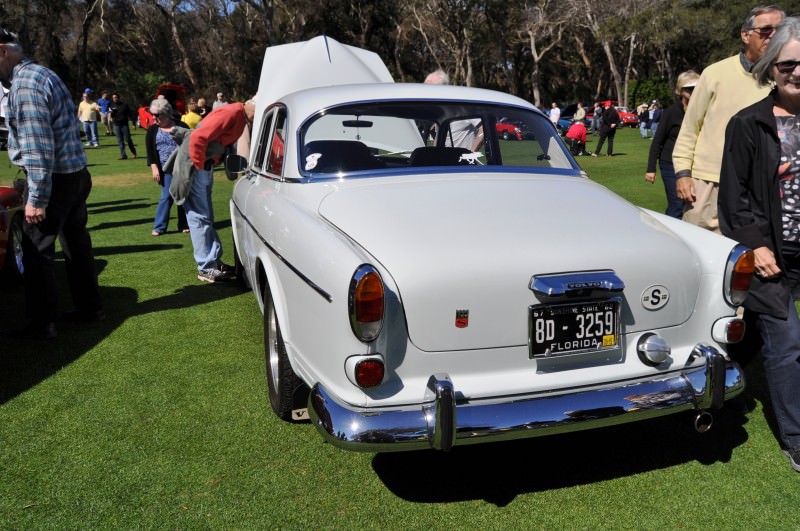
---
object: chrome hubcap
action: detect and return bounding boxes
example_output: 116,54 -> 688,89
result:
267,300 -> 280,390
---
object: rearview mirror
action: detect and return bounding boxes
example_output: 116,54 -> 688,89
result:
224,154 -> 248,181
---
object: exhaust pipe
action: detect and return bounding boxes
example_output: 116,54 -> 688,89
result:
693,410 -> 713,433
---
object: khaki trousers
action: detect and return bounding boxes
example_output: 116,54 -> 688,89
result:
682,178 -> 720,233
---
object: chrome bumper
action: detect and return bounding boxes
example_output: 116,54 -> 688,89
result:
308,344 -> 744,452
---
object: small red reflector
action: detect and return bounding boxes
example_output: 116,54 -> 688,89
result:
355,359 -> 384,388
726,319 -> 746,343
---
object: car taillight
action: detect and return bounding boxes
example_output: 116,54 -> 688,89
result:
349,265 -> 384,342
712,317 -> 746,343
724,245 -> 754,306
355,359 -> 385,387
725,319 -> 746,343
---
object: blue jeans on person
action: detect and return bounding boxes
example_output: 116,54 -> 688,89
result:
183,167 -> 222,271
639,121 -> 649,138
650,122 -> 659,138
113,123 -> 137,158
82,121 -> 98,146
153,172 -> 188,233
756,291 -> 800,451
658,160 -> 683,219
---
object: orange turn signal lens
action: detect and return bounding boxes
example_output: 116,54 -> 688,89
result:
732,250 -> 755,291
349,265 -> 385,342
725,246 -> 754,306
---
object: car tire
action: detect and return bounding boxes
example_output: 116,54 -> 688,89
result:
264,289 -> 307,420
2,213 -> 23,280
502,131 -> 510,141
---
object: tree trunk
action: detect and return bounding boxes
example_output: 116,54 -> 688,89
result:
622,33 -> 636,108
155,1 -> 198,88
77,0 -> 100,92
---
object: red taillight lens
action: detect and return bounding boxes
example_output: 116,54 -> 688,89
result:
725,319 -> 746,343
349,265 -> 384,342
725,246 -> 754,305
355,359 -> 385,388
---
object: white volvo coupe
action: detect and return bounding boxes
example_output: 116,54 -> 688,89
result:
229,36 -> 754,452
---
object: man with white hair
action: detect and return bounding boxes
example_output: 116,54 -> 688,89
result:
673,4 -> 785,232
0,28 -> 102,338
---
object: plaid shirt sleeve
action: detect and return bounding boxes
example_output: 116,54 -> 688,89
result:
8,60 -> 86,208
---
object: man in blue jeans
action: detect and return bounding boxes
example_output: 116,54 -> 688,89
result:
109,92 -> 137,160
98,90 -> 112,136
185,98 -> 255,283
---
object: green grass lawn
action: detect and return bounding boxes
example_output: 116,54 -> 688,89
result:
0,127 -> 798,528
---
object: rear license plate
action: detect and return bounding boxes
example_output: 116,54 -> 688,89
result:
529,300 -> 620,358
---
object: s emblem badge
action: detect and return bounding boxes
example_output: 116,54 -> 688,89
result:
641,285 -> 669,310
455,309 -> 469,328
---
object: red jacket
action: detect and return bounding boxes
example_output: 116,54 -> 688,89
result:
189,102 -> 248,170
565,122 -> 587,143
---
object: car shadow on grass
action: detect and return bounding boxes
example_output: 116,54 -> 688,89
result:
372,402 -> 750,506
0,257 -> 244,405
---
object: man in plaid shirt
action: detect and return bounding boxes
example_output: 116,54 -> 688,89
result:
0,29 -> 102,339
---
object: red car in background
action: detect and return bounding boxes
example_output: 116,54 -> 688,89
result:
0,179 -> 24,280
137,84 -> 187,129
596,100 -> 639,128
495,117 -> 524,140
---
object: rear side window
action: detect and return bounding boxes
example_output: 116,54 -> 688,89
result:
252,109 -> 275,171
266,109 -> 286,176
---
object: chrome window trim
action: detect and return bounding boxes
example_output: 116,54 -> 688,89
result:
289,165 -> 584,184
251,107 -> 276,172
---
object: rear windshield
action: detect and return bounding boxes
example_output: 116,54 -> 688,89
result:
299,101 -> 577,176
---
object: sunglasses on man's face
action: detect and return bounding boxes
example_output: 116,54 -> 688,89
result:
750,25 -> 777,38
775,60 -> 800,74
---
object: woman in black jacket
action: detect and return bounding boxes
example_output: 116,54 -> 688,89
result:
719,18 -> 800,473
645,70 -> 699,218
146,99 -> 189,235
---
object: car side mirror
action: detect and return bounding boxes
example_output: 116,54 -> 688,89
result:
224,154 -> 248,181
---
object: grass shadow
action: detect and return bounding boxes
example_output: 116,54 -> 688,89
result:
88,218 -> 164,232
372,405 -> 749,506
88,202 -> 151,216
0,259 -> 243,405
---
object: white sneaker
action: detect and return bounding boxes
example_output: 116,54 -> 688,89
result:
197,268 -> 231,283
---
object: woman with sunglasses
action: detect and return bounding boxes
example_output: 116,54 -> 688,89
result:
146,99 -> 189,236
645,70 -> 699,218
719,17 -> 800,474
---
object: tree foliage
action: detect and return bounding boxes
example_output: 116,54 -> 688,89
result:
0,0 -> 798,109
